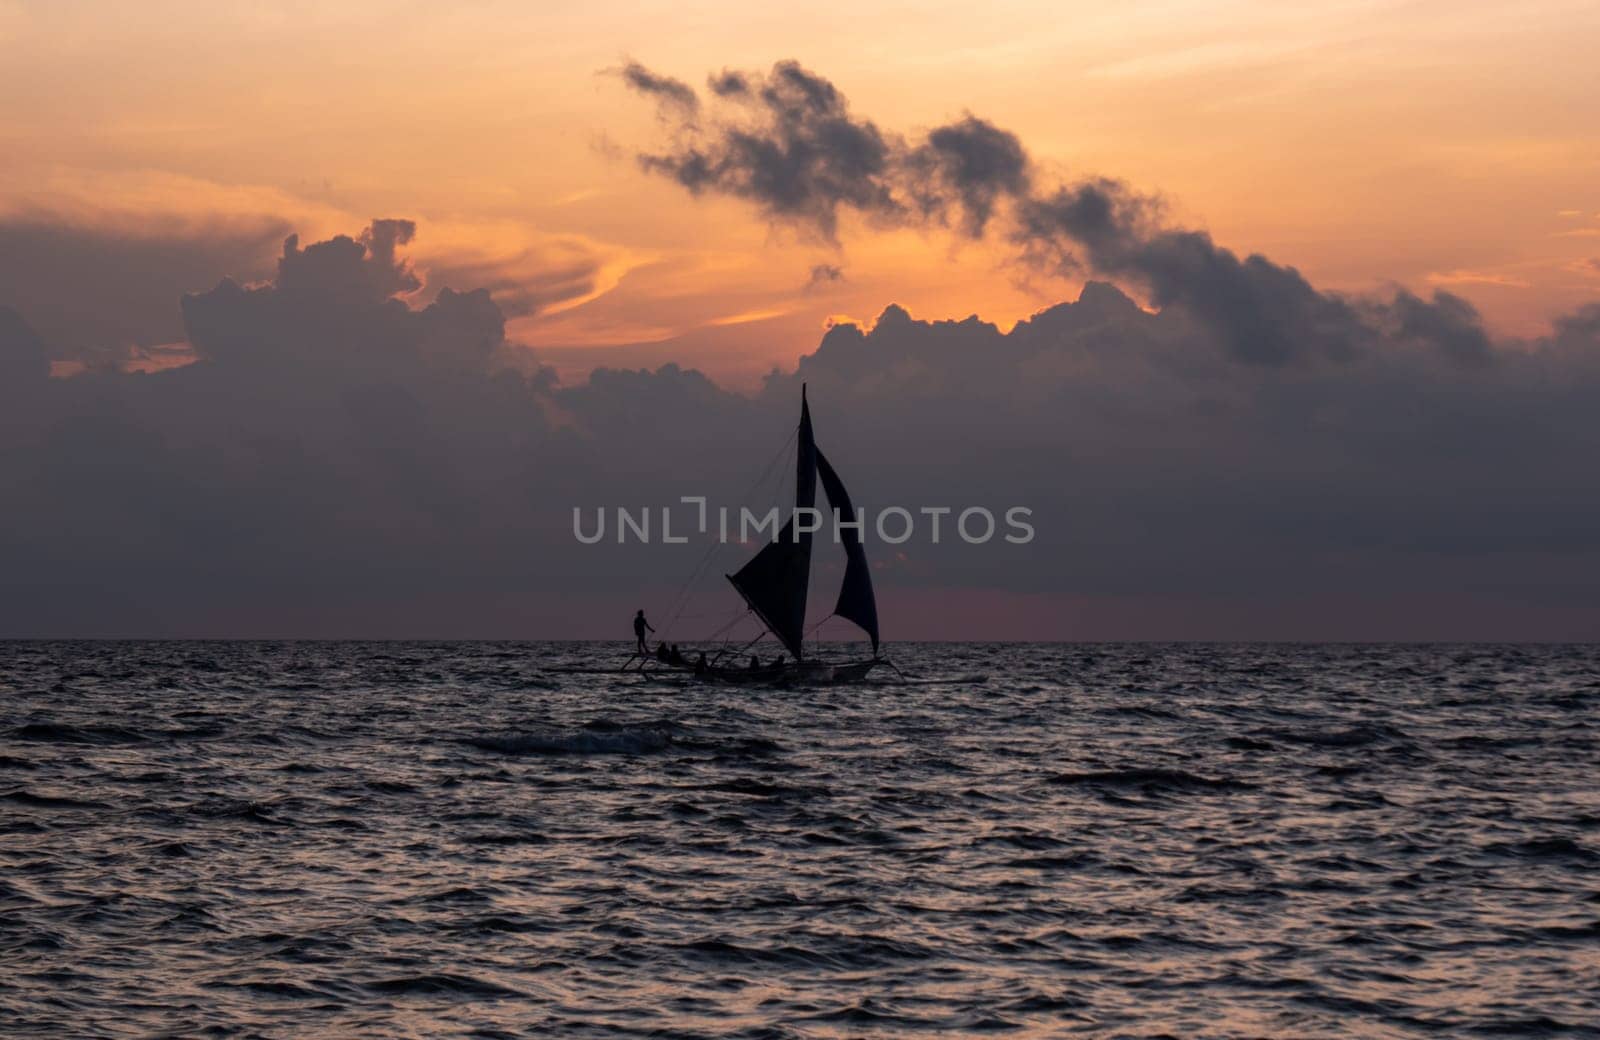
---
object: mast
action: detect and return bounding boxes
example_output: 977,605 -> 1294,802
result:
726,385 -> 816,659
726,385 -> 881,659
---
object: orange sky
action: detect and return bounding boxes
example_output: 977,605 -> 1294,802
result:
3,0 -> 1598,387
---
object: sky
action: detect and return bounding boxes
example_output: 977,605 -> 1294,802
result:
4,0 -> 1599,382
1,1 -> 1598,639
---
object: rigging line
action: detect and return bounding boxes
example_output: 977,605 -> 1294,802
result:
658,425 -> 799,641
805,613 -> 837,640
700,608 -> 751,643
713,629 -> 768,665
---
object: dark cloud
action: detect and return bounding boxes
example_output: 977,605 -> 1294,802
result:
182,225 -> 497,371
0,214 -> 288,362
623,61 -> 1027,241
806,263 -> 844,289
615,60 -> 699,115
275,218 -> 420,303
0,305 -> 49,383
907,115 -> 1031,235
630,60 -> 900,239
622,62 -> 1032,240
707,69 -> 750,97
1014,182 -> 1506,367
5,58 -> 1600,637
623,62 -> 1516,369
1023,183 -> 1370,365
769,284 -> 1600,635
1553,302 -> 1600,343
1380,288 -> 1493,364
0,221 -> 775,636
2,220 -> 1599,637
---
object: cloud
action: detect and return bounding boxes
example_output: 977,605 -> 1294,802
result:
0,305 -> 49,383
629,60 -> 898,239
4,59 -> 1600,637
180,223 -> 515,374
1378,288 -> 1493,364
0,212 -> 289,363
1426,269 -> 1531,288
905,114 -> 1031,235
276,219 -> 421,302
2,219 -> 1600,638
620,60 -> 1027,241
414,227 -> 644,321
806,263 -> 844,289
614,60 -> 700,116
0,219 -> 793,636
622,60 -> 1522,370
0,170 -> 643,369
760,284 -> 1600,631
1018,181 -> 1373,365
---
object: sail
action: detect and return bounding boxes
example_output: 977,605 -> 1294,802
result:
727,388 -> 816,659
816,447 -> 880,653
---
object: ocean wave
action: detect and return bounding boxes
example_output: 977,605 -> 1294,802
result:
364,973 -> 525,998
466,726 -> 673,755
10,722 -> 147,745
1484,837 -> 1597,863
1,788 -> 109,810
1264,724 -> 1403,748
1047,768 -> 1252,792
5,640 -> 1598,1038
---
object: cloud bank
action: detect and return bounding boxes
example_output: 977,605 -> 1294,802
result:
0,178 -> 640,372
0,61 -> 1597,638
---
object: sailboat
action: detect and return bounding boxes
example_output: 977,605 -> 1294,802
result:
640,385 -> 883,684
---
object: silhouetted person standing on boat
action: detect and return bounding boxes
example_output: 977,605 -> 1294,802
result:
633,610 -> 654,654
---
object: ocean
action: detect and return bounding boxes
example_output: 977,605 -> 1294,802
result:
1,641 -> 1596,1038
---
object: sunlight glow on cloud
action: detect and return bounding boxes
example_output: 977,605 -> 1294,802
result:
706,307 -> 793,327
1426,270 -> 1532,289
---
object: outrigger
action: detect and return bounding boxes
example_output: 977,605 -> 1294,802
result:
627,385 -> 885,685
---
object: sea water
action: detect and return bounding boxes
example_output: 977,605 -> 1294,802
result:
2,641 -> 1596,1037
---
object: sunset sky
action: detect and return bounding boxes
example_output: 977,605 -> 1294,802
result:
4,1 -> 1600,640
5,0 -> 1598,387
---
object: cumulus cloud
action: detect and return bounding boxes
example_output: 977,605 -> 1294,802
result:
275,219 -> 422,303
0,221 -> 782,636
623,61 -> 1509,369
4,213 -> 1598,639
760,284 -> 1600,634
0,171 -> 642,372
3,62 -> 1599,637
0,213 -> 289,363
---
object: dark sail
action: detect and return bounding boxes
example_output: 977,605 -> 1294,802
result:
727,388 -> 817,659
816,447 -> 879,653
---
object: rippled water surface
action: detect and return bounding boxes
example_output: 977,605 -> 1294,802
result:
2,641 -> 1598,1038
